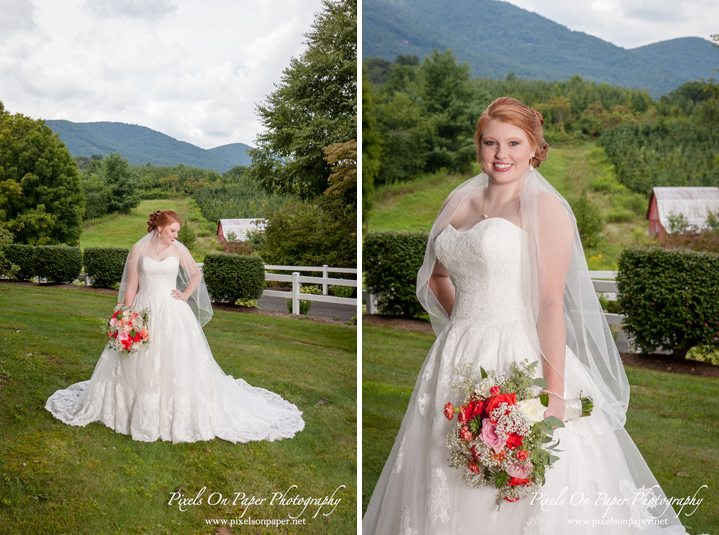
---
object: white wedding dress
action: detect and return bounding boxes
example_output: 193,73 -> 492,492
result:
46,256 -> 305,444
363,218 -> 687,534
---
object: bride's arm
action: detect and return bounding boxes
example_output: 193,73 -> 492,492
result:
429,260 -> 455,317
176,246 -> 202,299
535,194 -> 573,420
122,250 -> 141,306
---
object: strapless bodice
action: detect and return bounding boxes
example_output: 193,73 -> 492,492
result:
137,256 -> 180,300
435,217 -> 531,323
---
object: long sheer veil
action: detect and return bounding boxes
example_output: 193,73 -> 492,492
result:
117,232 -> 214,327
414,168 -> 687,529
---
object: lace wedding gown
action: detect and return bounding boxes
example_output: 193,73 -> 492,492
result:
46,256 -> 305,444
363,218 -> 687,534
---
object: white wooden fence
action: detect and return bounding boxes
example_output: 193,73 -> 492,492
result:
198,263 -> 358,315
263,265 -> 358,315
362,270 -> 624,325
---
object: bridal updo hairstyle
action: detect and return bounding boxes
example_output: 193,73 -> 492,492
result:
147,210 -> 182,234
474,97 -> 549,169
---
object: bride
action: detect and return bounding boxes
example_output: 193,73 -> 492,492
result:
363,98 -> 689,533
46,209 -> 304,444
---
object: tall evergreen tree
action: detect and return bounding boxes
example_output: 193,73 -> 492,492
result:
102,153 -> 140,214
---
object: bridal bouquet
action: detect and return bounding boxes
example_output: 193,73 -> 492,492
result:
107,303 -> 149,355
443,360 -> 593,507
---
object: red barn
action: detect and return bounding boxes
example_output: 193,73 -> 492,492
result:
646,187 -> 719,241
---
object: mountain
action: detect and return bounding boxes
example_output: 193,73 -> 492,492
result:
45,120 -> 253,173
631,37 -> 717,83
363,0 -> 716,97
207,142 -> 254,167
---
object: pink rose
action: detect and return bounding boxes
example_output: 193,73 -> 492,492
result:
506,462 -> 533,479
480,418 -> 506,453
459,426 -> 473,442
109,318 -> 117,327
117,331 -> 129,342
444,402 -> 455,420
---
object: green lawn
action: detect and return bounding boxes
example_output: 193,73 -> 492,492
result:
362,324 -> 718,535
0,284 -> 357,534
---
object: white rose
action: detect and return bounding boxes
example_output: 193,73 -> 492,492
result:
475,378 -> 494,397
518,398 -> 546,423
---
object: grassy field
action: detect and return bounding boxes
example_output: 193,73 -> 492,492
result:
366,142 -> 653,269
80,198 -> 224,263
0,284 -> 357,534
362,324 -> 719,535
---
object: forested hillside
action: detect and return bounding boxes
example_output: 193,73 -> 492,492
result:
46,120 -> 252,172
363,0 -> 715,97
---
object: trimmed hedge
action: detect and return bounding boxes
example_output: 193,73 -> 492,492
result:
4,244 -> 36,281
202,254 -> 266,303
84,247 -> 129,288
617,246 -> 719,359
35,245 -> 83,284
364,232 -> 428,317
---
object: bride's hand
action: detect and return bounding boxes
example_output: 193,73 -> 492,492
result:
543,396 -> 565,422
171,289 -> 188,301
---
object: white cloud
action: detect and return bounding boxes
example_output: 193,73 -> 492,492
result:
84,0 -> 177,22
0,0 -> 36,39
503,0 -> 719,48
0,0 -> 324,149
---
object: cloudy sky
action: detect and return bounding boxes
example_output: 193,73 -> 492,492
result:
0,0 -> 324,149
503,0 -> 718,49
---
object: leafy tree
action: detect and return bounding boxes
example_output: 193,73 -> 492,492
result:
249,0 -> 357,200
0,101 -> 84,245
362,68 -> 381,223
420,49 -> 483,173
102,153 -> 140,214
570,192 -> 603,248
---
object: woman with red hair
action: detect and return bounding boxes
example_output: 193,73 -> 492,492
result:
363,98 -> 688,534
46,209 -> 304,444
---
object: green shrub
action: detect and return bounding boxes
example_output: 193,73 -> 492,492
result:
83,247 -> 129,287
35,245 -> 83,284
331,284 -> 355,298
177,224 -> 196,251
286,285 -> 322,314
605,208 -> 635,223
4,244 -> 36,281
617,246 -> 719,359
364,232 -> 428,317
203,254 -> 265,303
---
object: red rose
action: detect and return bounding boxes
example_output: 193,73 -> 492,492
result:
515,450 -> 529,461
459,426 -> 473,442
468,461 -> 480,474
507,477 -> 532,486
506,433 -> 523,450
444,402 -> 455,420
490,386 -> 501,396
485,393 -> 517,422
459,400 -> 485,423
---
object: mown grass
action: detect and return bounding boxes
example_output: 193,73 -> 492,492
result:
361,324 -> 718,535
367,142 -> 654,269
0,284 -> 356,534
